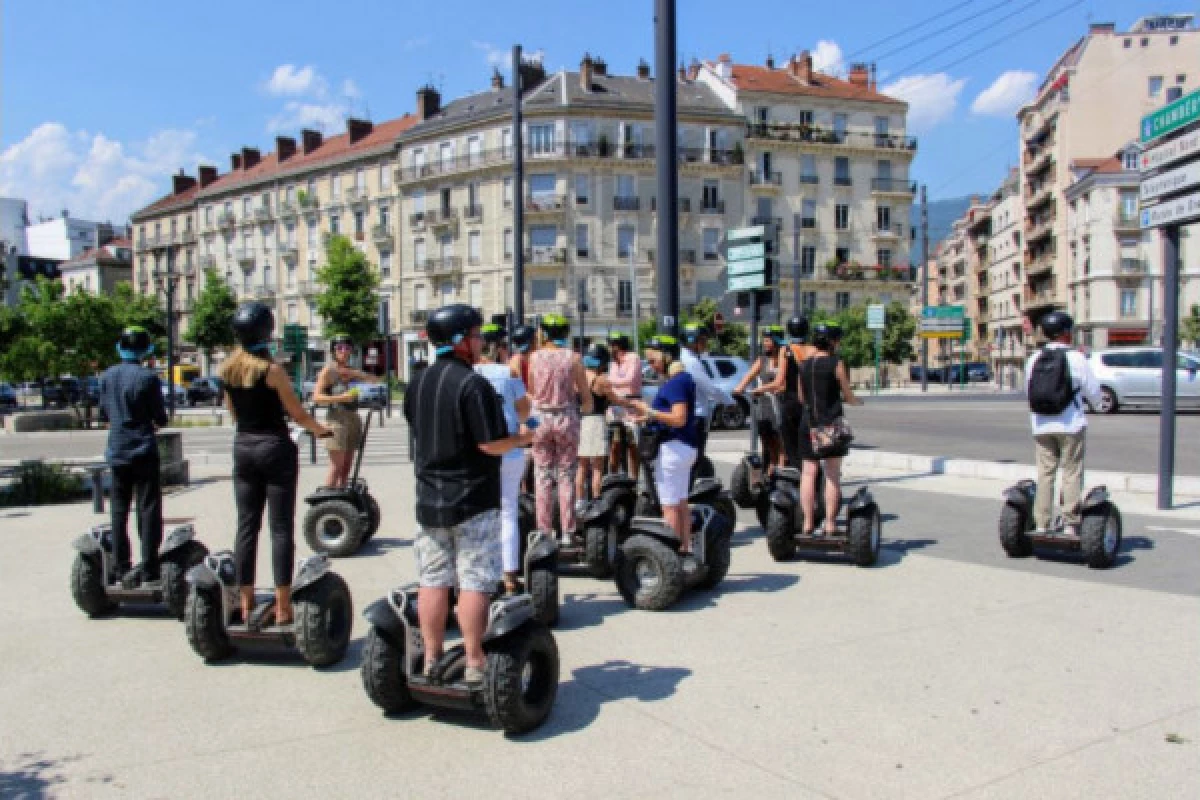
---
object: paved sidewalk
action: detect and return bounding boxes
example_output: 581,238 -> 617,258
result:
0,462 -> 1196,798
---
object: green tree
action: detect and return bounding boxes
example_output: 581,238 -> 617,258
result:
185,269 -> 238,369
1181,304 -> 1200,349
682,297 -> 750,357
807,300 -> 917,370
0,278 -> 122,381
882,301 -> 917,364
314,235 -> 379,343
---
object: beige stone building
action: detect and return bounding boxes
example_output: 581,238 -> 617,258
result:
59,237 -> 133,295
986,169 -> 1027,385
1017,14 -> 1200,326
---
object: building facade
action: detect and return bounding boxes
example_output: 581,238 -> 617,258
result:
59,238 -> 133,295
24,214 -> 126,261
986,169 -> 1027,385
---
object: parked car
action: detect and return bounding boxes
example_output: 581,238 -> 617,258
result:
1086,347 -> 1200,414
187,376 -> 224,406
640,354 -> 745,429
350,381 -> 388,408
944,362 -> 992,384
83,376 -> 102,407
0,382 -> 17,411
161,382 -> 188,408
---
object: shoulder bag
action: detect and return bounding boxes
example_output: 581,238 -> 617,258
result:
806,356 -> 854,458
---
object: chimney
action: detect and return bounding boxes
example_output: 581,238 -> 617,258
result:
302,129 -> 323,154
276,136 -> 297,162
636,59 -> 651,80
231,153 -> 242,171
789,51 -> 813,82
1088,22 -> 1115,35
869,63 -> 877,91
848,63 -> 869,87
715,52 -> 733,80
688,58 -> 701,80
172,170 -> 197,195
766,54 -> 775,69
593,58 -> 608,76
580,53 -> 594,92
416,85 -> 441,120
491,67 -> 505,90
678,64 -> 688,82
241,147 -> 261,169
347,117 -> 373,144
198,165 -> 218,187
518,57 -> 547,90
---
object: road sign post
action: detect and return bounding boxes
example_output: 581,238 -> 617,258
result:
867,303 -> 885,396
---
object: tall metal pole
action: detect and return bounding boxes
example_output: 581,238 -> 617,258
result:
165,247 -> 177,419
920,184 -> 930,392
792,226 -> 800,317
629,248 -> 639,351
1158,226 -> 1180,509
654,0 -> 679,336
512,44 -> 525,322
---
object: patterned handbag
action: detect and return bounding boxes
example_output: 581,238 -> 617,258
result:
806,356 -> 854,458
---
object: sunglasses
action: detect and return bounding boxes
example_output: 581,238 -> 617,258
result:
334,344 -> 353,351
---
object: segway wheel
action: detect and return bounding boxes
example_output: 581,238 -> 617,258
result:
363,494 -> 382,542
482,622 -> 559,734
161,541 -> 209,620
583,525 -> 614,579
615,535 -> 684,611
518,494 -> 536,539
1080,503 -> 1122,569
527,566 -> 559,627
755,490 -> 770,531
998,504 -> 1033,558
70,553 -> 115,617
693,456 -> 715,480
184,587 -> 232,662
694,517 -> 732,590
715,497 -> 738,532
730,459 -> 756,509
361,627 -> 417,713
634,492 -> 656,518
765,506 -> 796,562
847,505 -> 882,567
302,500 -> 365,558
294,573 -> 353,667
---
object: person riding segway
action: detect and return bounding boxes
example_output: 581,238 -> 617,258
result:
730,324 -> 786,511
606,331 -> 642,478
679,322 -> 726,478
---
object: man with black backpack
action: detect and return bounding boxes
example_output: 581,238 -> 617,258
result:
1024,311 -> 1101,535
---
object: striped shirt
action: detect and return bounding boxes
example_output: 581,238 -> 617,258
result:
404,356 -> 509,527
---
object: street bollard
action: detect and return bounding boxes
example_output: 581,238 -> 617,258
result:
89,465 -> 107,513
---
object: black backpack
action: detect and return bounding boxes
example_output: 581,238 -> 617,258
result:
1027,347 -> 1075,414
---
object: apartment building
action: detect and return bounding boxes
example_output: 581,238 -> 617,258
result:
130,173 -> 202,339
696,52 -> 918,315
986,169 -> 1026,385
59,237 -> 133,295
1017,13 -> 1200,326
1064,143 -> 1200,349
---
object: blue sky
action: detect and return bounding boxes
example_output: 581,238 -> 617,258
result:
0,0 -> 1164,222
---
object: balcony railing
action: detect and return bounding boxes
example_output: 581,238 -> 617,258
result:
427,208 -> 459,231
525,194 -> 566,213
699,200 -> 725,214
746,122 -> 918,151
1113,209 -> 1140,232
1026,215 -> 1056,244
252,286 -> 276,301
748,170 -> 782,187
1024,285 -> 1059,310
410,309 -> 431,324
823,262 -> 916,281
297,194 -> 319,211
297,280 -> 320,296
799,217 -> 817,229
1025,182 -> 1055,209
343,187 -> 367,204
525,247 -> 567,265
278,201 -> 298,217
613,196 -> 641,212
463,204 -> 484,222
279,244 -> 299,261
677,146 -> 744,166
680,249 -> 697,264
179,229 -> 197,244
1025,250 -> 1055,276
619,143 -> 656,160
751,215 -> 782,229
1118,258 -> 1147,275
834,176 -> 853,187
198,254 -> 216,269
371,224 -> 393,245
217,211 -> 237,228
234,248 -> 255,264
870,178 -> 917,193
416,256 -> 462,274
253,206 -> 272,222
798,174 -> 819,185
649,197 -> 692,212
409,211 -> 427,229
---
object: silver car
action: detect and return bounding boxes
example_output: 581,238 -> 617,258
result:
641,354 -> 749,429
1086,347 -> 1200,413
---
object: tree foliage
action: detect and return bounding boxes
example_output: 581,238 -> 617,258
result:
184,268 -> 237,362
314,235 -> 379,343
1182,304 -> 1200,349
810,300 -> 917,369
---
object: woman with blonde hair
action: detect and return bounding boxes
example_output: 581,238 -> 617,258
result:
219,302 -> 331,628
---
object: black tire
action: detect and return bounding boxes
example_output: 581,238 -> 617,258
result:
185,587 -> 232,662
1080,503 -> 1122,569
583,524 -> 614,579
294,573 -> 354,667
731,459 -> 756,509
303,499 -> 365,557
693,456 -> 715,481
694,518 -> 732,590
363,494 -> 382,542
1097,387 -> 1119,414
755,490 -> 770,531
720,401 -> 747,430
482,622 -> 559,734
70,553 -> 114,617
846,505 -> 882,567
714,497 -> 738,532
161,541 -> 209,620
615,534 -> 683,611
998,503 -> 1033,558
527,566 -> 559,627
765,506 -> 795,562
361,626 -> 417,713
634,491 -> 657,518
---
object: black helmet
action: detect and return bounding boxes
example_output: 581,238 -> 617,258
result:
1040,311 -> 1073,339
607,331 -> 632,351
646,334 -> 681,361
511,324 -> 536,353
682,322 -> 712,346
583,342 -> 611,372
786,315 -> 809,341
427,303 -> 483,353
233,302 -> 275,351
812,323 -> 841,351
540,313 -> 570,343
481,323 -> 507,345
329,333 -> 354,354
117,326 -> 153,360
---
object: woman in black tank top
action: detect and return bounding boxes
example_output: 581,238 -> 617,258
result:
220,303 -> 331,627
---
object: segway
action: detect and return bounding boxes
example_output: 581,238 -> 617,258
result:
70,522 -> 209,619
633,428 -> 738,528
361,586 -> 560,734
302,409 -> 380,557
731,451 -> 767,511
998,479 -> 1123,568
518,473 -> 636,580
183,552 -> 353,667
763,466 -> 882,566
615,503 -> 734,611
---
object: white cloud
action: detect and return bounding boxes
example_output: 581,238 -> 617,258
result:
881,73 -> 967,132
265,64 -> 325,96
811,40 -> 844,76
267,101 -> 348,134
971,70 -> 1038,117
0,122 -> 207,223
471,41 -> 512,70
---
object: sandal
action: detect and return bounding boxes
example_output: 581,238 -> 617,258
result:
247,599 -> 278,632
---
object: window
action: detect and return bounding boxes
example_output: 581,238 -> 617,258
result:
703,228 -> 720,259
1141,37 -> 1149,48
204,206 -> 212,225
468,231 -> 481,264
798,110 -> 813,126
468,279 -> 482,308
835,204 -> 849,230
439,187 -> 452,215
380,204 -> 390,229
1171,35 -> 1179,45
833,113 -> 847,139
1149,76 -> 1163,97
504,228 -> 514,260
529,174 -> 556,206
504,276 -> 513,309
801,198 -> 817,227
501,127 -> 513,156
242,197 -> 251,215
1123,150 -> 1139,171
413,189 -> 425,213
575,174 -> 590,205
835,157 -> 851,185
1120,290 -> 1137,318
439,142 -> 453,168
287,302 -> 298,324
380,164 -> 391,190
615,174 -> 635,199
332,173 -> 342,197
263,264 -> 272,287
702,180 -> 720,210
529,123 -> 556,155
618,279 -> 633,314
874,116 -> 889,136
802,291 -> 817,311
380,250 -> 392,278
877,206 -> 892,232
801,246 -> 816,276
415,284 -> 428,310
877,249 -> 892,267
618,225 -> 636,258
531,278 -> 556,302
836,292 -> 850,310
440,235 -> 454,260
330,214 -> 340,234
503,177 -> 514,207
285,222 -> 296,246
354,210 -> 365,236
836,246 -> 850,264
575,224 -> 589,258
307,224 -> 317,249
414,238 -> 426,266
1167,87 -> 1183,102
467,136 -> 482,166
441,280 -> 455,302
1179,74 -> 1188,84
800,154 -> 817,182
754,107 -> 769,124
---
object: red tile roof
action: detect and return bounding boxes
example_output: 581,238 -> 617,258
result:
1071,156 -> 1124,174
132,183 -> 200,220
61,243 -> 132,268
719,62 -> 905,105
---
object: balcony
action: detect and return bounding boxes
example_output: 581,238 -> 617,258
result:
525,246 -> 567,266
409,211 -> 427,230
619,143 -> 656,160
748,170 -> 782,190
525,194 -> 566,216
650,197 -> 692,214
833,175 -> 853,188
217,211 -> 237,229
410,309 -> 431,325
179,229 -> 197,245
1026,215 -> 1056,244
1025,249 -> 1055,277
613,195 -> 641,212
798,174 -> 819,185
297,280 -> 320,296
279,244 -> 299,261
680,249 -> 697,264
745,122 -> 918,152
252,286 -> 277,302
416,256 -> 462,276
1024,285 -> 1060,312
427,208 -> 459,234
234,248 -> 255,265
463,204 -> 484,222
1025,182 -> 1055,210
871,178 -> 916,194
1117,257 -> 1147,275
1113,209 -> 1140,233
872,223 -> 903,240
751,215 -> 782,230
1025,146 -> 1055,176
198,254 -> 216,270
530,300 -> 569,315
699,200 -> 725,215
677,146 -> 744,167
253,206 -> 273,222
297,194 -> 320,211
799,217 -> 817,230
343,187 -> 368,205
823,262 -> 915,281
371,224 -> 393,246
278,201 -> 298,219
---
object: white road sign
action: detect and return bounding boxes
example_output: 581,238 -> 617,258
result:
867,304 -> 885,331
1141,128 -> 1200,172
1140,159 -> 1200,201
726,225 -> 765,241
1140,189 -> 1200,228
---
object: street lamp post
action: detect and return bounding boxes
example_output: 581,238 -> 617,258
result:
153,245 -> 193,419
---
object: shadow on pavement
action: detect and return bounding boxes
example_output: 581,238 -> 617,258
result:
672,572 -> 800,612
358,537 -> 410,557
0,752 -> 113,798
557,591 -> 629,631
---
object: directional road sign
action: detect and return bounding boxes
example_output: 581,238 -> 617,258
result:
728,258 -> 766,276
728,272 -> 767,291
1140,159 -> 1200,202
1141,128 -> 1200,172
1140,189 -> 1200,229
1141,88 -> 1200,144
